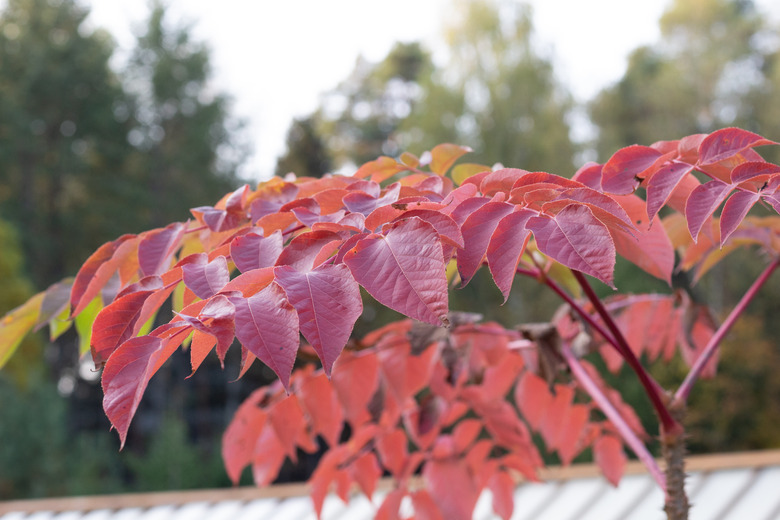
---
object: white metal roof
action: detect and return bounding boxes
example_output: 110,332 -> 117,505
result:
2,450 -> 779,520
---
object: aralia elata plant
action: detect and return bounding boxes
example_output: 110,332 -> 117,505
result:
2,128 -> 780,520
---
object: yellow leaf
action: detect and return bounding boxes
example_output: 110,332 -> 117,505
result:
451,163 -> 491,186
0,292 -> 44,368
430,144 -> 472,176
400,152 -> 420,168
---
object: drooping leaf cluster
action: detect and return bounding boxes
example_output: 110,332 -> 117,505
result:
3,126 -> 780,518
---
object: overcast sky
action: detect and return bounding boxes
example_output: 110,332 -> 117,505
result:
85,0 -> 780,180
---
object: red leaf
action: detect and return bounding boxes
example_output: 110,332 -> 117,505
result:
70,235 -> 137,317
486,209 -> 534,300
527,204 -> 616,286
430,143 -> 471,175
611,194 -> 674,283
515,370 -> 553,431
181,254 -> 230,299
230,283 -> 299,391
274,264 -> 362,375
698,127 -> 777,166
601,145 -> 665,194
423,459 -> 479,520
720,190 -> 761,245
457,201 -> 515,286
411,489 -> 445,520
177,294 -> 236,367
343,182 -> 401,215
331,350 -> 380,427
252,427 -> 286,486
479,168 -> 530,196
275,230 -> 343,272
556,404 -> 590,465
222,389 -> 267,484
91,279 -> 162,366
230,229 -> 284,273
594,435 -> 627,486
376,488 -> 405,520
344,218 -> 449,326
268,395 -> 316,462
645,161 -> 696,221
298,372 -> 343,447
101,326 -> 190,448
488,471 -> 515,520
392,209 -> 464,248
376,429 -> 409,477
350,452 -> 382,499
685,180 -> 732,241
138,223 -> 186,277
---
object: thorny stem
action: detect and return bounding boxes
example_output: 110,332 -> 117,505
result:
561,341 -> 666,491
571,271 -> 681,435
674,256 -> 780,404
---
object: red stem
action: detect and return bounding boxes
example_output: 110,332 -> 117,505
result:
571,271 -> 681,435
561,341 -> 666,491
674,257 -> 780,404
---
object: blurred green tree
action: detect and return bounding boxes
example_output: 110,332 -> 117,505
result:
125,1 -> 247,227
275,114 -> 333,178
589,0 -> 770,159
0,0 -> 136,286
400,0 -> 577,175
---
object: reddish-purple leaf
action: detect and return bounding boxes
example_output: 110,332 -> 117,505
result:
102,325 -> 190,448
35,279 -> 73,330
298,372 -> 343,447
274,264 -> 362,375
572,162 -> 604,191
479,168 -> 530,196
601,145 -> 665,194
720,190 -> 761,246
645,161 -> 695,221
391,209 -> 464,248
177,294 -> 236,366
685,180 -> 732,241
182,254 -> 230,299
249,181 -> 299,222
344,218 -> 449,326
457,201 -> 515,286
138,223 -> 185,277
230,283 -> 299,390
698,127 -> 777,166
730,161 -> 780,183
191,185 -> 249,232
91,277 -> 164,366
343,182 -> 400,215
486,209 -> 534,301
275,230 -> 343,272
230,230 -> 283,273
527,204 -> 616,286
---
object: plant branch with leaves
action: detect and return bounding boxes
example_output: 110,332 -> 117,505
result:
2,128 -> 779,520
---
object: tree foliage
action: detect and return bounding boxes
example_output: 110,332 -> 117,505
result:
3,126 -> 780,519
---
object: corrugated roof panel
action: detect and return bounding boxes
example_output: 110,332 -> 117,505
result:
689,468 -> 754,520
506,481 -> 560,520
4,451 -> 780,520
534,477 -> 608,520
579,474 -> 655,520
232,498 -> 278,520
199,500 -> 243,520
723,466 -> 780,519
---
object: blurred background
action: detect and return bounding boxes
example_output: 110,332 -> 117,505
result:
2,0 -> 780,499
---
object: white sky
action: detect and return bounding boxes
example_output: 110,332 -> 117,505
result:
85,0 -> 780,180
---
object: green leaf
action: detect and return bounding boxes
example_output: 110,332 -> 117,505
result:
75,296 -> 103,356
48,304 -> 73,341
0,292 -> 44,368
